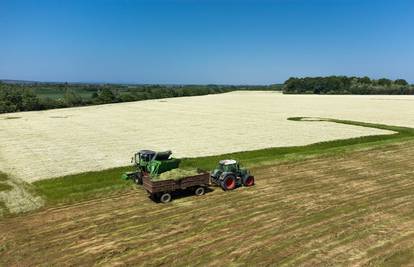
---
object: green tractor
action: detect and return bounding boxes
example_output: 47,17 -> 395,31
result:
210,159 -> 254,190
121,150 -> 180,184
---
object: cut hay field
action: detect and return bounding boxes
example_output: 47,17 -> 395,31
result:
1,140 -> 414,266
1,91 -> 413,182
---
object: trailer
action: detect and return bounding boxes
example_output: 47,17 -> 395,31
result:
142,172 -> 210,203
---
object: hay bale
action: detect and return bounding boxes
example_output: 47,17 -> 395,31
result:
153,168 -> 199,181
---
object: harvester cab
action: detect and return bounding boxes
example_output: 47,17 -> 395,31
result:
211,159 -> 255,190
133,150 -> 157,171
122,150 -> 180,184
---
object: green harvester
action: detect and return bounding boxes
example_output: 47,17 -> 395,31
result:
121,150 -> 180,184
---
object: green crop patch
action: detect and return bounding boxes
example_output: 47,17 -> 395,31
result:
0,183 -> 12,192
0,201 -> 9,217
155,168 -> 199,181
0,172 -> 12,192
0,172 -> 8,181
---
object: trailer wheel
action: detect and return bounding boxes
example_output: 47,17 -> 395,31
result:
160,193 -> 172,203
221,175 -> 236,190
195,187 -> 205,196
243,176 -> 255,187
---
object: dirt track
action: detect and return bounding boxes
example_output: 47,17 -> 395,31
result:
1,141 -> 414,266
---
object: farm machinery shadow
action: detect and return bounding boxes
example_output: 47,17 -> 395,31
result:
148,186 -> 215,203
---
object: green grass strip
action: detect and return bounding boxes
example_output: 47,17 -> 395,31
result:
33,117 -> 414,205
0,172 -> 9,181
34,167 -> 134,205
0,201 -> 10,217
0,172 -> 13,192
0,183 -> 13,192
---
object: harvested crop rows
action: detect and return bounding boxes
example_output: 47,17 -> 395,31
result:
2,91 -> 414,182
1,140 -> 414,266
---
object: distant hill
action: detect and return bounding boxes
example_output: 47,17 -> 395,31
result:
0,79 -> 42,84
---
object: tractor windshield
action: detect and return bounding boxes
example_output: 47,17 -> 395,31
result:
223,163 -> 238,173
135,152 -> 151,165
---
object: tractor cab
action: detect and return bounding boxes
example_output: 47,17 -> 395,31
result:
217,159 -> 239,173
134,150 -> 174,169
211,159 -> 254,190
134,150 -> 156,169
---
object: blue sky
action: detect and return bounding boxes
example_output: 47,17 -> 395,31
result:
1,0 -> 413,84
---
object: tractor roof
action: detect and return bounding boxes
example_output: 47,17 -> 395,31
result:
219,159 -> 237,165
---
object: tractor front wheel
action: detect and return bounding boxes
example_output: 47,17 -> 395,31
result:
221,175 -> 236,191
243,176 -> 255,187
160,193 -> 172,203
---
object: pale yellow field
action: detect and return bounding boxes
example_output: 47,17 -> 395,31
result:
1,91 -> 413,182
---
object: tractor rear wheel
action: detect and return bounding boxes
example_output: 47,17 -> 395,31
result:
160,193 -> 172,203
195,187 -> 205,196
221,175 -> 236,190
243,176 -> 255,187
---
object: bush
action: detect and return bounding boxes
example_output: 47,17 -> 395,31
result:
64,91 -> 83,107
283,76 -> 413,95
0,87 -> 42,112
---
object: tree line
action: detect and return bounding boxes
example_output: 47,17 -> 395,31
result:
0,82 -> 280,114
283,76 -> 413,95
